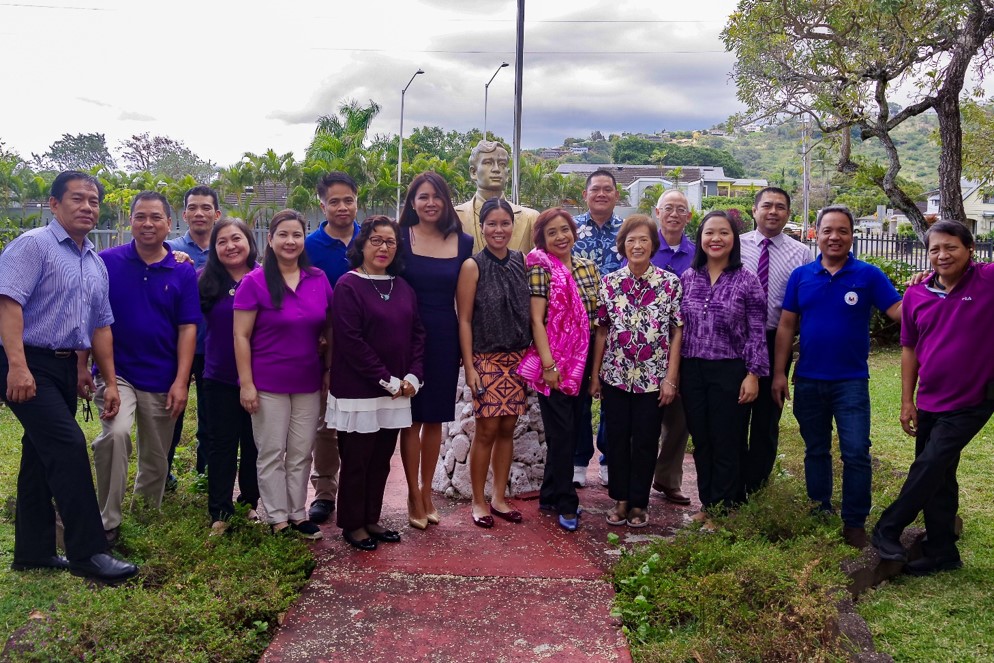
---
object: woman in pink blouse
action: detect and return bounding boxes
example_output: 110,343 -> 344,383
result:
679,210 -> 768,521
234,209 -> 334,540
589,215 -> 683,528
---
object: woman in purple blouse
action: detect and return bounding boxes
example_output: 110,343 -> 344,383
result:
234,209 -> 334,540
325,216 -> 425,551
199,218 -> 261,535
679,210 -> 768,521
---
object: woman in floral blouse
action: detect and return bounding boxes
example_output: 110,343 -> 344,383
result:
680,210 -> 768,520
589,215 -> 683,528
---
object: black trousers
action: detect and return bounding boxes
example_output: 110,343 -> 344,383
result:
743,329 -> 789,495
875,402 -> 994,558
1,349 -> 106,562
602,384 -> 664,510
681,358 -> 749,511
336,428 -> 399,531
203,379 -> 259,522
168,353 -> 207,475
538,386 -> 586,516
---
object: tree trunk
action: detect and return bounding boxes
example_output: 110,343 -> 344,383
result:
935,93 -> 967,228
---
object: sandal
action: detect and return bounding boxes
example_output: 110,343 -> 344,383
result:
626,508 -> 649,528
606,501 -> 628,526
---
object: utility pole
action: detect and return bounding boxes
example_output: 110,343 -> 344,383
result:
512,0 -> 524,205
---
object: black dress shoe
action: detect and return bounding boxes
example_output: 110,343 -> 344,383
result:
369,529 -> 401,543
68,553 -> 139,583
308,499 -> 335,524
11,555 -> 70,572
343,530 -> 377,551
904,554 -> 963,576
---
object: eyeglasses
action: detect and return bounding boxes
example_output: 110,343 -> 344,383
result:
368,236 -> 397,248
660,205 -> 688,215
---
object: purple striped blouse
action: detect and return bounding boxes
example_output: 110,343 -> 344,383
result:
679,265 -> 769,376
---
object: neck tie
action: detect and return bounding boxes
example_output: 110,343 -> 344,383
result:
757,237 -> 771,299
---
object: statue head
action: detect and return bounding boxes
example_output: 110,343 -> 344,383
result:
469,140 -> 510,197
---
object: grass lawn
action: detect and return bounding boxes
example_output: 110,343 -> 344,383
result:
613,347 -> 994,661
0,392 -> 314,662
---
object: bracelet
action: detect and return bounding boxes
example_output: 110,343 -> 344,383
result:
663,379 -> 678,389
542,363 -> 558,372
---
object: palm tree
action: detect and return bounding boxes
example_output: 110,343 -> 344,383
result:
214,163 -> 256,223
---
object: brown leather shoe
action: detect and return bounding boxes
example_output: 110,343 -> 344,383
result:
662,488 -> 691,505
842,526 -> 868,549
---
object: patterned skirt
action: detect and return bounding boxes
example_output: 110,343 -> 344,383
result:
472,351 -> 528,419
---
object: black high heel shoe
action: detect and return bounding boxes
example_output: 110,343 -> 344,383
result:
343,530 -> 377,551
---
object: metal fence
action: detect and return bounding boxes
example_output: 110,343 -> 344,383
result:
798,236 -> 994,271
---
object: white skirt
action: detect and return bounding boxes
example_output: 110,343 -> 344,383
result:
325,394 -> 412,434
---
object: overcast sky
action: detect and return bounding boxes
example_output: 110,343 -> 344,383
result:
0,0 -> 742,167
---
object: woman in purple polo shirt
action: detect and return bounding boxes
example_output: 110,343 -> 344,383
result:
873,220 -> 994,575
200,218 -> 261,536
233,209 -> 333,540
325,216 -> 425,551
679,210 -> 768,523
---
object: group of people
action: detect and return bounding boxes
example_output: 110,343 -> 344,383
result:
2,141 -> 991,580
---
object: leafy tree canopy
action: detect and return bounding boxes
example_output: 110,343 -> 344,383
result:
723,0 -> 994,238
34,132 -> 116,171
119,133 -> 216,182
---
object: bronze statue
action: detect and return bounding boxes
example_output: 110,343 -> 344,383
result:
455,140 -> 538,253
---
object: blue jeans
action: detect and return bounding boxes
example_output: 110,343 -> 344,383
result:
793,378 -> 872,528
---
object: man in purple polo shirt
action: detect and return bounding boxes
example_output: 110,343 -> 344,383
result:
303,171 -> 361,524
87,191 -> 201,545
873,220 -> 994,575
649,189 -> 696,506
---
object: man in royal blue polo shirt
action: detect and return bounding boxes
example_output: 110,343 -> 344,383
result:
165,185 -> 221,484
88,191 -> 201,545
772,205 -> 901,549
649,189 -> 696,506
303,171 -> 361,524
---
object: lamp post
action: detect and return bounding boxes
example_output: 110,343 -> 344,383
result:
396,68 -> 425,219
483,62 -> 509,141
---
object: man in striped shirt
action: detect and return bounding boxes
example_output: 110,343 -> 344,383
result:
739,187 -> 813,495
0,171 -> 138,582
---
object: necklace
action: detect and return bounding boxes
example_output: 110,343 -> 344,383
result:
360,266 -> 394,301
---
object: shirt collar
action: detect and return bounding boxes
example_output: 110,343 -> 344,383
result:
319,220 -> 360,246
577,211 -> 623,231
126,240 -> 178,268
48,219 -> 96,255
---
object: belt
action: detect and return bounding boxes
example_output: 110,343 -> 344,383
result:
23,345 -> 78,359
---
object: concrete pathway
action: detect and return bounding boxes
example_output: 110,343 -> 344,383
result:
261,454 -> 699,663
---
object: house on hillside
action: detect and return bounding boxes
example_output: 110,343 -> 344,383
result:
925,179 -> 994,234
554,164 -> 768,210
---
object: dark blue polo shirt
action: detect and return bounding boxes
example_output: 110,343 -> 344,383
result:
782,254 -> 900,381
305,221 -> 360,288
99,241 -> 202,392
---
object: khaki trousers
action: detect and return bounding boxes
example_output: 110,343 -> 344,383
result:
252,390 -> 320,524
309,396 -> 340,502
92,377 -> 175,530
654,394 -> 689,492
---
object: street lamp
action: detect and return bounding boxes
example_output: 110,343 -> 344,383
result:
483,62 -> 509,141
396,68 -> 425,219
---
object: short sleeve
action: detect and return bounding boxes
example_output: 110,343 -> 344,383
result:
668,276 -> 684,327
596,278 -> 611,327
781,268 -> 802,314
869,266 -> 902,312
233,270 -> 264,311
0,235 -> 43,306
528,265 -> 550,298
177,265 -> 203,325
899,288 -> 919,349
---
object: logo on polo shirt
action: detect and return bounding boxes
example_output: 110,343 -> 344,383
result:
845,291 -> 858,305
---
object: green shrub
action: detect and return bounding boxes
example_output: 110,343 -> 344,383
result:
861,256 -> 915,346
612,478 -> 851,662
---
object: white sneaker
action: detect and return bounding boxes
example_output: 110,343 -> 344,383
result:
599,465 -> 609,486
572,466 -> 587,488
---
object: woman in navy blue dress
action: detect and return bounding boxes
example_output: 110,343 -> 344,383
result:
399,171 -> 474,529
